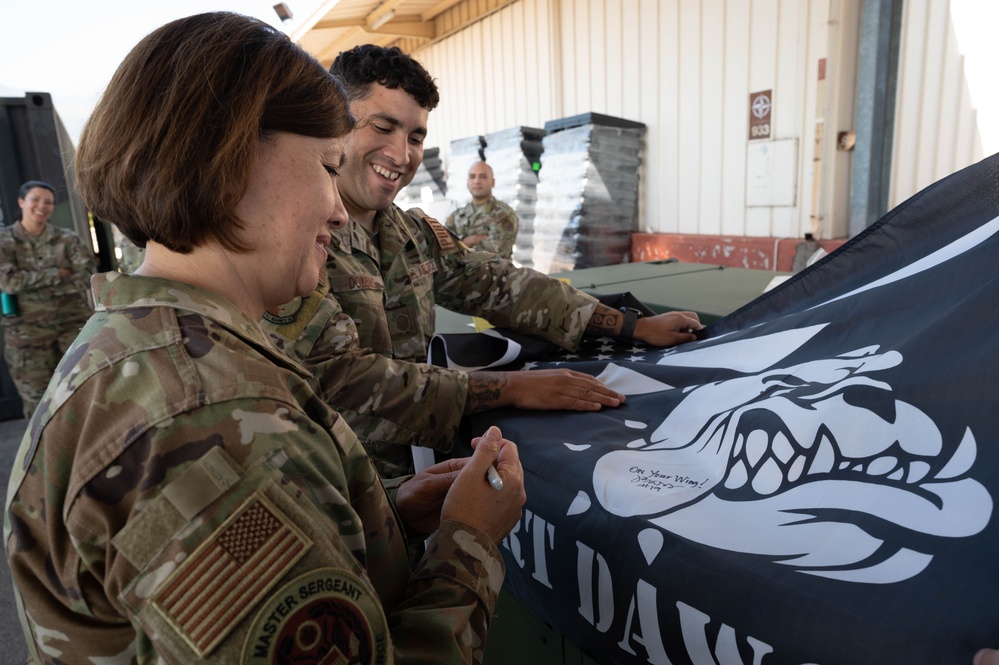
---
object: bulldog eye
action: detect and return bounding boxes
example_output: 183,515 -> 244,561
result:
840,384 -> 896,423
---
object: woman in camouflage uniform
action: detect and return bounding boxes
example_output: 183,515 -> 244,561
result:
0,180 -> 95,418
5,12 -> 525,665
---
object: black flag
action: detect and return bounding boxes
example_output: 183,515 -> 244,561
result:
432,153 -> 999,664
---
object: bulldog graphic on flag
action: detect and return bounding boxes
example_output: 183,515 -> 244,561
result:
433,154 -> 999,664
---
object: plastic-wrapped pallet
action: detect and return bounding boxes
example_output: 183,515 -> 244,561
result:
483,126 -> 544,268
446,135 -> 486,209
532,113 -> 645,274
395,146 -> 447,209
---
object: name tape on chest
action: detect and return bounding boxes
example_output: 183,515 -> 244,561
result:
408,260 -> 437,282
329,274 -> 385,293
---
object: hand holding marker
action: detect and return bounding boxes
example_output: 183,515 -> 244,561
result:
478,426 -> 504,490
486,464 -> 503,490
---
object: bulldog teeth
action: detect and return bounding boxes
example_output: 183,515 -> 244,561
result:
728,414 -> 952,497
772,432 -> 794,463
907,461 -> 930,483
725,460 -> 749,489
787,455 -> 806,482
746,431 -> 768,468
752,458 -> 783,495
866,456 -> 897,476
808,435 -> 836,475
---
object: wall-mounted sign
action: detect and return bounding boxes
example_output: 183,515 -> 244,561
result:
749,90 -> 772,140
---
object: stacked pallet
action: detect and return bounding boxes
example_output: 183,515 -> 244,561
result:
532,113 -> 645,274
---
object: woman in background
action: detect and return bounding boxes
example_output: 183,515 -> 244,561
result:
5,12 -> 524,665
0,180 -> 94,417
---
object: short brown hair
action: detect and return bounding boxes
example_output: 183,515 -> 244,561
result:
76,12 -> 353,253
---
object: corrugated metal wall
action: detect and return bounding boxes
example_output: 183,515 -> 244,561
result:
415,0 -> 982,241
419,0 -> 560,150
890,0 -> 982,209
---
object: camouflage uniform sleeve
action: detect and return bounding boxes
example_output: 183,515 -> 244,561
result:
264,289 -> 470,452
391,519 -> 505,665
418,213 -> 599,351
0,228 -> 62,294
311,346 -> 469,452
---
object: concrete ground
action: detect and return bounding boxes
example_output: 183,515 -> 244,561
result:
1,417 -> 30,665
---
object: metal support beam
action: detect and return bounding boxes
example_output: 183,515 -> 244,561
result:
849,0 -> 904,235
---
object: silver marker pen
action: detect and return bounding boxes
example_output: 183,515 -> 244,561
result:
486,465 -> 503,491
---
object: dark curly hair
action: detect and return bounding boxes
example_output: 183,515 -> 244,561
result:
331,44 -> 439,111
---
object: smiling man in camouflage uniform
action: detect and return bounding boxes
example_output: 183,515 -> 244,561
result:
445,161 -> 518,259
322,46 -> 701,371
308,45 -> 702,478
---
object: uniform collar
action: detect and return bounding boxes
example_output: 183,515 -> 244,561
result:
12,221 -> 54,243
91,272 -> 310,377
471,196 -> 496,211
331,206 -> 407,261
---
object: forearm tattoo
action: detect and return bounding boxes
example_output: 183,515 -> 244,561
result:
465,372 -> 508,413
586,305 -> 622,337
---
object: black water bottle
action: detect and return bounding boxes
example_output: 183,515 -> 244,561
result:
1,292 -> 19,317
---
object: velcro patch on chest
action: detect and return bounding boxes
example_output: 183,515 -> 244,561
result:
425,216 -> 458,252
328,274 -> 385,293
152,494 -> 312,657
408,260 -> 437,282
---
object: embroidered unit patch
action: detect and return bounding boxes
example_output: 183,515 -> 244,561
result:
152,494 -> 312,657
262,297 -> 303,325
243,568 -> 390,664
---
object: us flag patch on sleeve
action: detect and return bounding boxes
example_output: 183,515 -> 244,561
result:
152,494 -> 312,657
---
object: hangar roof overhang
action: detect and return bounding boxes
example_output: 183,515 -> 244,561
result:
291,0 -> 517,67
